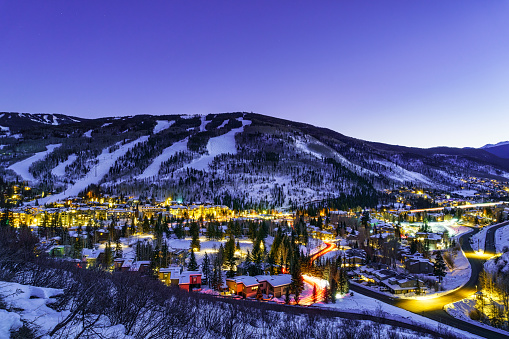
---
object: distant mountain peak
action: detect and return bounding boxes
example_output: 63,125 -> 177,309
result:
482,141 -> 509,149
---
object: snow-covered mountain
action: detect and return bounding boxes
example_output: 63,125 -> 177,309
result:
481,141 -> 509,159
482,141 -> 509,149
2,112 -> 509,208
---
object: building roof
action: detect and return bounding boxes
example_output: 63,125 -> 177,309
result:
226,275 -> 259,287
254,274 -> 292,287
179,271 -> 201,284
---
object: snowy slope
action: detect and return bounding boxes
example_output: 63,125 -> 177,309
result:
45,136 -> 149,202
294,137 -> 378,177
183,118 -> 251,171
153,120 -> 175,134
482,141 -> 509,149
371,159 -> 434,186
7,144 -> 61,182
137,138 -> 189,179
51,154 -> 78,177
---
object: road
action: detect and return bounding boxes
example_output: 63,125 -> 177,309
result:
349,221 -> 509,339
300,241 -> 335,305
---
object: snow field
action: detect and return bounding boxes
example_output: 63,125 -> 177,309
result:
183,118 -> 251,171
7,144 -> 61,182
51,154 -> 78,177
153,120 -> 175,134
495,224 -> 509,253
371,159 -> 434,186
44,136 -> 149,203
137,138 -> 188,179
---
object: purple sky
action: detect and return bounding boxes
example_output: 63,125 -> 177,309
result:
1,1 -> 508,148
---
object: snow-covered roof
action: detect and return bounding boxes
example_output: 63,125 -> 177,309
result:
227,275 -> 259,287
179,271 -> 201,284
254,274 -> 291,287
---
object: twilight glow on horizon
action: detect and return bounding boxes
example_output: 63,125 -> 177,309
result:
1,1 -> 508,148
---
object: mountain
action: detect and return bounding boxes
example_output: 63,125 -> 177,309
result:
481,141 -> 509,159
1,112 -> 509,208
0,112 -> 87,129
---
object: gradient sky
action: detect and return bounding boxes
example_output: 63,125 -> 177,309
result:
1,1 -> 508,148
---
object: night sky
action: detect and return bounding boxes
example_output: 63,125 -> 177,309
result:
1,1 -> 508,148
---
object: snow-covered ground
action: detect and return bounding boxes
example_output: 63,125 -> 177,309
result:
137,138 -> 188,179
153,120 -> 175,134
451,189 -> 478,197
160,236 -> 262,264
318,292 -> 482,338
83,129 -> 93,138
370,159 -> 434,186
445,296 -> 509,337
401,220 -> 471,240
495,224 -> 509,253
43,136 -> 149,203
7,144 -> 61,182
294,136 -> 378,177
484,251 -> 509,276
183,118 -> 251,171
0,281 -> 129,338
51,154 -> 77,177
441,244 -> 471,291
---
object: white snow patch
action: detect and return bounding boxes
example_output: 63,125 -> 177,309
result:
101,122 -> 112,128
153,120 -> 175,134
371,159 -> 434,186
137,138 -> 188,179
0,125 -> 9,132
441,244 -> 471,291
83,129 -> 93,138
294,137 -> 378,177
452,189 -> 477,197
199,115 -> 207,132
44,136 -> 149,203
51,154 -> 78,177
445,296 -> 509,337
495,224 -> 509,253
7,144 -> 61,182
183,118 -> 251,171
216,119 -> 229,129
482,141 -> 509,149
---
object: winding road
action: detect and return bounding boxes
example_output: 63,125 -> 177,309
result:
349,221 -> 509,339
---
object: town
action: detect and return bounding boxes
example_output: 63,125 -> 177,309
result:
2,178 -> 509,336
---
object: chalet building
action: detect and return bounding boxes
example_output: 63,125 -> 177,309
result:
254,274 -> 292,297
178,271 -> 202,291
415,232 -> 443,250
158,266 -> 202,291
158,266 -> 182,286
405,257 -> 434,274
344,248 -> 366,267
226,276 -> 260,298
82,248 -> 104,266
381,275 -> 427,295
129,260 -> 151,273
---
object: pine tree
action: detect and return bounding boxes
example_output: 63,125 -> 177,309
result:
202,252 -> 211,286
285,287 -> 291,304
188,248 -> 198,271
434,251 -> 446,283
115,238 -> 123,258
312,284 -> 318,304
104,241 -> 113,268
190,221 -> 200,250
